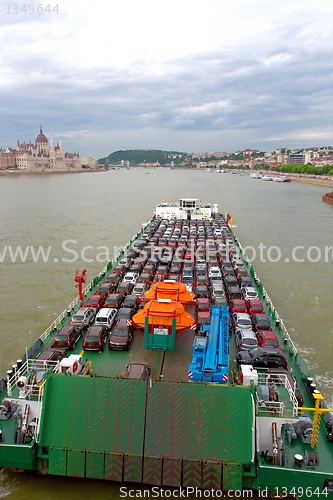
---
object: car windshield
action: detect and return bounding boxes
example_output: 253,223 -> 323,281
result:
88,299 -> 99,304
246,339 -> 257,345
239,319 -> 251,326
252,305 -> 262,311
249,348 -> 261,358
197,303 -> 208,310
54,334 -> 68,340
96,317 -> 107,323
265,339 -> 278,346
72,315 -> 84,322
113,329 -> 127,337
85,335 -> 99,342
247,291 -> 257,298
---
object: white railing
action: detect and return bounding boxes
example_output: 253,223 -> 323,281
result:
38,267 -> 110,343
256,400 -> 285,417
258,373 -> 299,417
5,359 -> 61,444
6,358 -> 60,398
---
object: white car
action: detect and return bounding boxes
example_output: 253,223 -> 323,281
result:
232,312 -> 252,330
241,286 -> 258,301
208,266 -> 222,278
133,282 -> 148,296
235,328 -> 258,351
123,272 -> 139,284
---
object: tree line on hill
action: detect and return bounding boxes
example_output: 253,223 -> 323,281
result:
98,149 -> 191,165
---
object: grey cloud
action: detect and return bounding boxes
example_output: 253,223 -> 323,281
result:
1,10 -> 332,156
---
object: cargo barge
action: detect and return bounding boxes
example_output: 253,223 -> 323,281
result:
0,199 -> 332,495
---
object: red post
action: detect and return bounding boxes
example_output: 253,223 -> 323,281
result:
74,269 -> 87,307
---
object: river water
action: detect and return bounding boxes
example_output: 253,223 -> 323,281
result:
0,169 -> 332,499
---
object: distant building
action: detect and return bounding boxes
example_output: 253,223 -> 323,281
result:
0,127 -> 96,170
288,153 -> 304,166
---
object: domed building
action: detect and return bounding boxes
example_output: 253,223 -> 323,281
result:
0,127 -> 99,171
35,127 -> 49,155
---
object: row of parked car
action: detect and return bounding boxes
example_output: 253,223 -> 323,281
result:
50,304 -> 137,352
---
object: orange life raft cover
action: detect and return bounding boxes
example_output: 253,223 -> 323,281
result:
143,280 -> 195,303
132,299 -> 195,331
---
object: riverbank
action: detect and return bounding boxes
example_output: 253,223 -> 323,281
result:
0,168 -> 106,176
289,175 -> 333,188
245,171 -> 333,188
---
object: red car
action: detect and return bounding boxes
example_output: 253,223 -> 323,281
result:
256,330 -> 280,348
247,299 -> 265,315
229,299 -> 247,314
196,310 -> 210,326
84,294 -> 105,310
195,297 -> 210,313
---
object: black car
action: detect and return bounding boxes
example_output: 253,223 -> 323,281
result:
96,282 -> 115,296
223,275 -> 238,287
238,277 -> 253,288
252,313 -> 272,331
124,360 -> 151,379
225,286 -> 242,301
104,272 -> 121,285
109,319 -> 133,350
193,285 -> 210,299
236,346 -> 288,369
104,293 -> 124,308
116,282 -> 134,295
51,325 -> 82,350
82,325 -> 108,351
129,262 -> 144,273
169,264 -> 182,274
221,266 -> 235,277
122,294 -> 140,309
116,307 -> 135,321
212,296 -> 228,307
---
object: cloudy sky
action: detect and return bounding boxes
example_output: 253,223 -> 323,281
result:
1,0 -> 332,158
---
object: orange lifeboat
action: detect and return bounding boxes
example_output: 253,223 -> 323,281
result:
143,280 -> 195,303
132,298 -> 195,331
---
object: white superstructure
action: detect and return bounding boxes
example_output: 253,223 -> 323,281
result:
155,198 -> 213,220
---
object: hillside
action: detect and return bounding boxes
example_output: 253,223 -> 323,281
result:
98,149 -> 191,166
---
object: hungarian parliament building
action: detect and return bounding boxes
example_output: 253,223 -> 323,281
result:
0,128 -> 97,171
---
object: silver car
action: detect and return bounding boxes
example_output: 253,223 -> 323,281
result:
70,307 -> 96,329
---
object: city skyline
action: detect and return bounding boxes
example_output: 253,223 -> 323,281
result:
1,0 -> 332,159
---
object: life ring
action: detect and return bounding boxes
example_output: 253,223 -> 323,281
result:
72,361 -> 79,374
